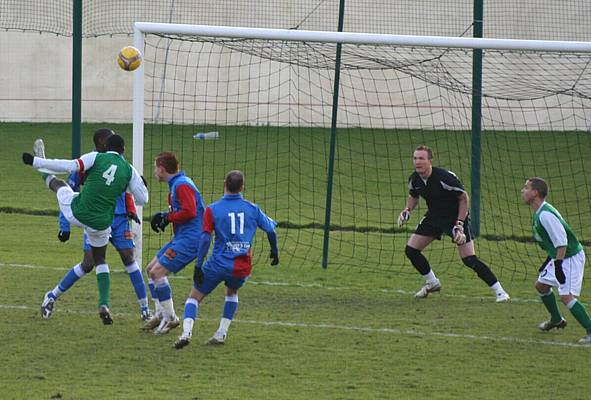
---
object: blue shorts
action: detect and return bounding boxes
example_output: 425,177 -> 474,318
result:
83,215 -> 134,251
157,238 -> 199,274
193,260 -> 248,295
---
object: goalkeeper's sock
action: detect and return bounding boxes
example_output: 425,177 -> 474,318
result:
423,271 -> 438,285
124,262 -> 148,310
405,246 -> 432,276
182,298 -> 199,337
566,299 -> 591,332
490,281 -> 507,296
154,277 -> 175,319
218,295 -> 239,336
540,289 -> 562,323
148,278 -> 162,316
51,263 -> 87,299
96,264 -> 111,307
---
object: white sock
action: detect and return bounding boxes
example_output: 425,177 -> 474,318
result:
160,299 -> 176,320
490,282 -> 506,295
218,317 -> 232,336
51,287 -> 63,299
423,271 -> 438,284
153,299 -> 162,317
183,318 -> 195,337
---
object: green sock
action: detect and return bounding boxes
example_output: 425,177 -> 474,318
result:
97,272 -> 111,307
569,300 -> 591,332
540,290 -> 562,323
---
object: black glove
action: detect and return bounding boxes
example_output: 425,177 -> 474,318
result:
150,212 -> 169,233
141,175 -> 148,189
22,152 -> 34,165
193,265 -> 204,286
270,250 -> 279,266
538,257 -> 551,273
127,212 -> 141,224
554,259 -> 566,285
58,230 -> 70,242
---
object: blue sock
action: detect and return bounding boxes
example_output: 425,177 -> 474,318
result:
155,278 -> 172,302
148,279 -> 157,299
222,295 -> 239,320
52,264 -> 86,298
183,298 -> 199,320
125,262 -> 148,308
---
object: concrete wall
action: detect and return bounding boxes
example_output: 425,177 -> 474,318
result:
1,32 -> 136,122
1,6 -> 590,127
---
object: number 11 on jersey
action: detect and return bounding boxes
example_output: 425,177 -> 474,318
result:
229,212 -> 244,234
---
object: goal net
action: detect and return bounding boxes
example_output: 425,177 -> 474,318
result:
133,23 -> 591,280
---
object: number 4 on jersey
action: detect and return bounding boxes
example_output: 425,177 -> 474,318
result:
102,164 -> 118,186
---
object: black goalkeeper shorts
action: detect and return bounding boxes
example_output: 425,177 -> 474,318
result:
414,215 -> 473,243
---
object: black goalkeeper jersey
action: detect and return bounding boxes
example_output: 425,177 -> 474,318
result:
407,166 -> 466,219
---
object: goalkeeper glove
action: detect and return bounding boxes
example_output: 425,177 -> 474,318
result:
452,220 -> 466,245
58,230 -> 70,242
150,212 -> 169,233
270,250 -> 279,266
22,152 -> 34,165
140,175 -> 148,189
397,208 -> 411,227
127,212 -> 141,224
554,259 -> 566,285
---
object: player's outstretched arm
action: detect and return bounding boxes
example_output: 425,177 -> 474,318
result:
23,152 -> 98,173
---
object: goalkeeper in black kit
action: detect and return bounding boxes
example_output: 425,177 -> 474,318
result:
397,145 -> 510,302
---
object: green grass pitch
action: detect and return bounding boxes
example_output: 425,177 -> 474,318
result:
1,123 -> 590,399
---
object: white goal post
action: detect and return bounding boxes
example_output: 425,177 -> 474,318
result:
131,22 -> 591,266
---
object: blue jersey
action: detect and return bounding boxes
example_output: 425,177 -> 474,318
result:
166,171 -> 205,240
59,171 -> 129,231
203,193 -> 277,278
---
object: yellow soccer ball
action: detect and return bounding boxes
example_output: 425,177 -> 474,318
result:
117,46 -> 142,71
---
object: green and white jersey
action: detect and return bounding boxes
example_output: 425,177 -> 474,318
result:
70,152 -> 133,230
532,201 -> 583,259
34,150 -> 149,230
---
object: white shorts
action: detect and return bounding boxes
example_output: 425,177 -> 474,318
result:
56,186 -> 111,247
537,250 -> 586,296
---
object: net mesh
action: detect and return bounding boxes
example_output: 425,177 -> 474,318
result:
1,1 -> 590,40
140,33 -> 591,279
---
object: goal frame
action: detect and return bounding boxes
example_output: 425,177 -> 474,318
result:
131,22 -> 591,265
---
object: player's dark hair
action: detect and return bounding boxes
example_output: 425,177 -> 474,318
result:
414,145 -> 433,160
528,177 -> 548,198
106,134 -> 125,154
225,170 -> 244,193
93,128 -> 115,147
155,152 -> 179,174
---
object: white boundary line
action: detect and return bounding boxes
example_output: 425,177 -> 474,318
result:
0,303 -> 585,349
0,261 -> 541,303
